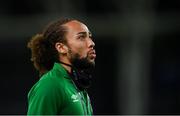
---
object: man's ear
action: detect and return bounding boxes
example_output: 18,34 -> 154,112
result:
55,42 -> 68,54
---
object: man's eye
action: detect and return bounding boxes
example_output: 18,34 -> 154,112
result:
89,35 -> 94,41
78,35 -> 86,40
89,35 -> 93,39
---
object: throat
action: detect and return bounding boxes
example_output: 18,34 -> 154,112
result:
59,61 -> 73,73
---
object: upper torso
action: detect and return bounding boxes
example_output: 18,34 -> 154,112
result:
27,62 -> 93,115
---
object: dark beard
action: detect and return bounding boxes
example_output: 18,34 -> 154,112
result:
69,53 -> 95,90
70,54 -> 95,70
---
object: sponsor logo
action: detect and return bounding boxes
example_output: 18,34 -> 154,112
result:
71,94 -> 79,102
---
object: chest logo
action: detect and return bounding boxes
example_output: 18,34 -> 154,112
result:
71,94 -> 79,102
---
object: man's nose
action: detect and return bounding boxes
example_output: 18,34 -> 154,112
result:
87,38 -> 95,49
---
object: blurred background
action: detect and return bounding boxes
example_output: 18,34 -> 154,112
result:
0,0 -> 180,114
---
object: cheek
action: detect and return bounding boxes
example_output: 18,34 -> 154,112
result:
71,44 -> 88,58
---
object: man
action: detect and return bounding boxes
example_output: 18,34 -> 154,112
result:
27,18 -> 96,115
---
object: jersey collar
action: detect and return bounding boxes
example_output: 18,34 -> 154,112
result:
52,62 -> 71,80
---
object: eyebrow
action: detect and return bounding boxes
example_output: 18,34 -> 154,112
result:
77,31 -> 92,36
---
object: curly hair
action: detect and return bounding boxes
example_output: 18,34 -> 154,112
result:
27,18 -> 75,76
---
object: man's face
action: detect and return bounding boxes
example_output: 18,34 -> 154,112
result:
64,20 -> 96,69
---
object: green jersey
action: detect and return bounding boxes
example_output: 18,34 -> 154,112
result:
27,62 -> 93,115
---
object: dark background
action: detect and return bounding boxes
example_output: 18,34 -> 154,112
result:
0,0 -> 180,114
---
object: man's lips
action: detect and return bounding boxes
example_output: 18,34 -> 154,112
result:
88,50 -> 96,59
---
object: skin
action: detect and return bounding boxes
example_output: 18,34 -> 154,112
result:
55,20 -> 96,73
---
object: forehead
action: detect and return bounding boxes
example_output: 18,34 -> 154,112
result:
64,20 -> 89,33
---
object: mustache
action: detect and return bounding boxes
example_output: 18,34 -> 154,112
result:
88,49 -> 96,54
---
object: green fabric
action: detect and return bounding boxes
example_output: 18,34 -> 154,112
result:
27,62 -> 93,115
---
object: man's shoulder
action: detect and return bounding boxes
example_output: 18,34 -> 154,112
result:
29,67 -> 69,97
38,71 -> 63,88
28,73 -> 64,98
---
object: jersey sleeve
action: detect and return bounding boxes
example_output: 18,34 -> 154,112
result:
27,78 -> 64,115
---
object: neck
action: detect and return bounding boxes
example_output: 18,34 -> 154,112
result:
61,64 -> 72,73
59,61 -> 72,73
58,56 -> 73,73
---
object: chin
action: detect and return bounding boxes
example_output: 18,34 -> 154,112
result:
88,60 -> 95,66
88,58 -> 95,63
